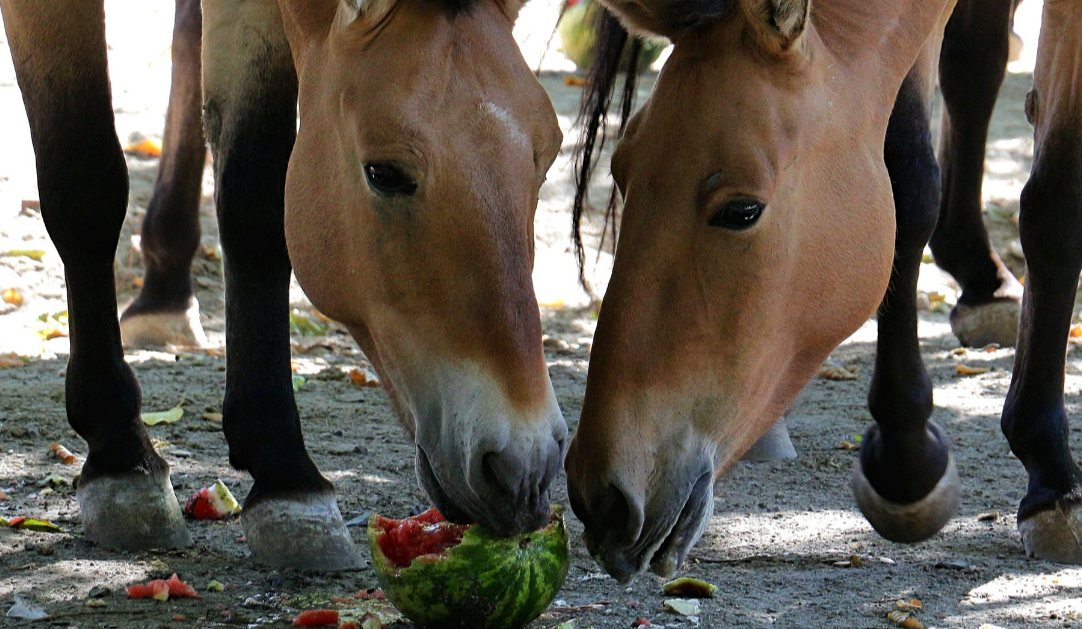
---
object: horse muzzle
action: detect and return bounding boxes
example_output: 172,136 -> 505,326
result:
567,451 -> 714,583
413,382 -> 567,537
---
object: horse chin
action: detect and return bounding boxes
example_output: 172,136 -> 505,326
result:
583,471 -> 714,583
415,445 -> 475,525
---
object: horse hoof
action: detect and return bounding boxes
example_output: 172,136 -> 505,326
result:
77,472 -> 193,551
741,419 -> 797,462
120,298 -> 207,349
242,495 -> 363,571
1018,502 -> 1082,564
949,299 -> 1020,348
851,453 -> 960,543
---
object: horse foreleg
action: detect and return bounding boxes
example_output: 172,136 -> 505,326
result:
0,0 -> 191,550
119,0 -> 208,349
929,0 -> 1022,348
852,36 -> 961,543
1002,2 -> 1082,563
202,0 -> 360,570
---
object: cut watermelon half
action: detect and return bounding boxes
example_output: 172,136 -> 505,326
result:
368,506 -> 569,629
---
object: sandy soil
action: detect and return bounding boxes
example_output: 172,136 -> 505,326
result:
5,2 -> 1082,628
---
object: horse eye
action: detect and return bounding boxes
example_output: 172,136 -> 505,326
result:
709,198 -> 765,230
364,163 -> 418,196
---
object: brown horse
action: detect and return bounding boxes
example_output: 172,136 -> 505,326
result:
0,0 -> 565,569
563,0 -> 955,581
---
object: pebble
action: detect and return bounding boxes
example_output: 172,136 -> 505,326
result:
328,444 -> 366,456
935,559 -> 971,571
88,585 -> 111,598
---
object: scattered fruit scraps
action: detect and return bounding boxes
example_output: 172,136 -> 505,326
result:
2,288 -> 22,306
184,480 -> 241,520
349,366 -> 381,387
374,509 -> 466,568
50,443 -> 75,464
142,406 -> 184,426
956,364 -> 991,376
127,574 -> 199,601
124,136 -> 163,158
0,249 -> 46,261
292,609 -> 339,627
661,577 -> 717,598
1,516 -> 62,532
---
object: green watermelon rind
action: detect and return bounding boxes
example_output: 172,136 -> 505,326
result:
367,508 -> 570,629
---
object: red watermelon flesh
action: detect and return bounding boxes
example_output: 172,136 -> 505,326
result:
374,508 -> 468,568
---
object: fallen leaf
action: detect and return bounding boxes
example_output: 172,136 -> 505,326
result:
839,441 -> 860,451
0,249 -> 46,262
2,288 -> 22,306
142,406 -> 184,426
817,363 -> 859,381
0,353 -> 26,369
202,412 -> 224,423
564,76 -> 587,87
895,599 -> 923,612
956,364 -> 991,376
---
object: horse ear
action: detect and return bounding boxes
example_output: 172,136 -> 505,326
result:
740,0 -> 810,53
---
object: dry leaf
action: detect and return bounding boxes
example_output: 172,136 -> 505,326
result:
1,249 -> 46,262
895,599 -> 923,612
839,441 -> 860,451
564,76 -> 587,87
202,412 -> 223,423
0,353 -> 26,369
817,363 -> 859,381
956,364 -> 991,376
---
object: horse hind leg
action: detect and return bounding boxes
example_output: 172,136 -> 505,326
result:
929,0 -> 1022,348
852,37 -> 961,543
1002,2 -> 1082,563
202,0 -> 360,570
119,0 -> 208,349
0,1 -> 190,550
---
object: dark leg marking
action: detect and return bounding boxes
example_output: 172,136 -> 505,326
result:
853,66 -> 960,544
930,0 -> 1022,348
0,0 -> 190,549
120,0 -> 208,348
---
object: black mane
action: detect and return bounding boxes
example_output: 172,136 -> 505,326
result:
568,1 -> 735,290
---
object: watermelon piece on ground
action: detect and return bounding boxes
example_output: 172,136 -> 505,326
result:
368,506 -> 569,629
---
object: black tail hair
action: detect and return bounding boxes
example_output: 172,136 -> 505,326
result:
570,7 -> 647,290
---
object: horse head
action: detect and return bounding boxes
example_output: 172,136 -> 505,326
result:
565,0 -> 954,580
279,0 -> 567,536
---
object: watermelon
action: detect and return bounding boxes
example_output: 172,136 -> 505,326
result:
367,507 -> 569,629
184,479 -> 241,520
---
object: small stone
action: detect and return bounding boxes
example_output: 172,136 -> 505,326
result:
88,585 -> 111,598
977,512 -> 1000,522
935,559 -> 969,570
35,546 -> 55,556
328,444 -> 362,456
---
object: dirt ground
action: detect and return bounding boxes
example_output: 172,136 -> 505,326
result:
5,2 -> 1082,628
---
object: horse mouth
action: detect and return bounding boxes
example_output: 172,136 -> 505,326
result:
647,470 -> 714,577
586,470 -> 714,582
414,445 -> 474,525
